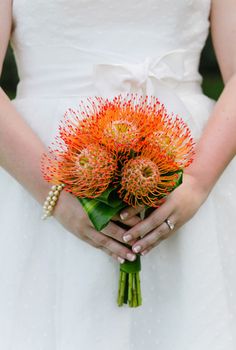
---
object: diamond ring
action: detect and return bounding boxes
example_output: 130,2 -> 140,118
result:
165,218 -> 175,231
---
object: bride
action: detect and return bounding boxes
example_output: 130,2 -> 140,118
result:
0,0 -> 235,349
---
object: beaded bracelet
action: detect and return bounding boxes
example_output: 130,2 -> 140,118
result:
41,184 -> 65,220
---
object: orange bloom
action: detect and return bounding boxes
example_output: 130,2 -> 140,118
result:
42,143 -> 117,198
57,106 -> 100,149
146,112 -> 195,168
41,94 -> 194,204
118,145 -> 180,208
80,94 -> 163,154
53,95 -> 173,157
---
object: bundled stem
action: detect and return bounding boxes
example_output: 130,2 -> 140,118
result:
117,255 -> 142,307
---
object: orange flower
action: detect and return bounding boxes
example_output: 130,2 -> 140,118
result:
41,94 -> 194,203
118,145 -> 180,207
67,94 -> 163,155
54,95 -> 169,156
146,112 -> 195,168
57,106 -> 100,149
42,143 -> 117,198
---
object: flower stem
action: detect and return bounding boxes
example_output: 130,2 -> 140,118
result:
136,273 -> 142,305
117,255 -> 142,307
128,273 -> 132,305
117,271 -> 127,306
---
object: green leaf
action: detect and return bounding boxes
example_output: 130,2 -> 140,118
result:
96,187 -> 124,208
78,196 -> 126,231
172,169 -> 183,189
120,255 -> 141,273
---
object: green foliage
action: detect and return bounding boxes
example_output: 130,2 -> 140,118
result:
0,45 -> 19,99
201,74 -> 224,100
78,187 -> 126,231
199,34 -> 224,100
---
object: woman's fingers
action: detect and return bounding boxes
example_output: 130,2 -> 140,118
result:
76,224 -> 136,263
87,226 -> 137,262
102,221 -> 137,245
82,234 -> 129,264
102,221 -> 126,242
131,218 -> 176,254
111,214 -> 142,227
100,247 -> 126,264
101,221 -> 136,245
119,205 -> 145,221
122,199 -> 174,243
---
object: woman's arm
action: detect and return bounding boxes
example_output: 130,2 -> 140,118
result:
185,0 -> 236,193
119,0 -> 236,252
0,0 -> 50,204
0,0 -> 137,263
0,88 -> 50,203
0,0 -> 11,74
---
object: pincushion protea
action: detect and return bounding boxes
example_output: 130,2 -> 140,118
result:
119,146 -> 180,208
57,95 -> 164,155
42,144 -> 117,198
41,93 -> 195,308
146,112 -> 195,168
92,95 -> 160,154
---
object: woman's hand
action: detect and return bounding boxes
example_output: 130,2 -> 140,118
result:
53,190 -> 137,264
111,207 -> 144,227
118,173 -> 210,255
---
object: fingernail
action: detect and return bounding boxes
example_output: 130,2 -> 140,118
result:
127,253 -> 136,261
117,257 -> 125,264
133,245 -> 141,253
141,250 -> 148,256
123,234 -> 132,242
120,212 -> 128,220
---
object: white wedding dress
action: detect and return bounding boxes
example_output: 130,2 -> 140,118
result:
1,0 -> 236,349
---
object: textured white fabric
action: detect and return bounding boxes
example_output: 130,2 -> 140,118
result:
0,0 -> 236,349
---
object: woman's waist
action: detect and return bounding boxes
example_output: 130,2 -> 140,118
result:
14,47 -> 203,99
15,78 -> 202,99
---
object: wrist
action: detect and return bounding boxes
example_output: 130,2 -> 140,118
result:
41,183 -> 65,219
183,171 -> 212,204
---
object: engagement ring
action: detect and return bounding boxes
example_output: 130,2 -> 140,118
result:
165,218 -> 175,231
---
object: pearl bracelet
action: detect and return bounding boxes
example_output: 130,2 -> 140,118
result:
42,184 -> 65,220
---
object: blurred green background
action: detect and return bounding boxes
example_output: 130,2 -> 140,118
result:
0,35 -> 224,100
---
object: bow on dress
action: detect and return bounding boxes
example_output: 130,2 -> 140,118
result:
93,49 -> 199,121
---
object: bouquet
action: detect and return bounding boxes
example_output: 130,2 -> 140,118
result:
41,94 -> 194,307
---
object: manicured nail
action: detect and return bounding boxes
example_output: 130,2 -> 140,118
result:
127,253 -> 136,261
141,250 -> 148,256
120,212 -> 128,220
117,257 -> 125,264
123,234 -> 132,242
133,245 -> 141,253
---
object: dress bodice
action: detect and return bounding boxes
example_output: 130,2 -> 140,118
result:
11,0 -> 211,98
